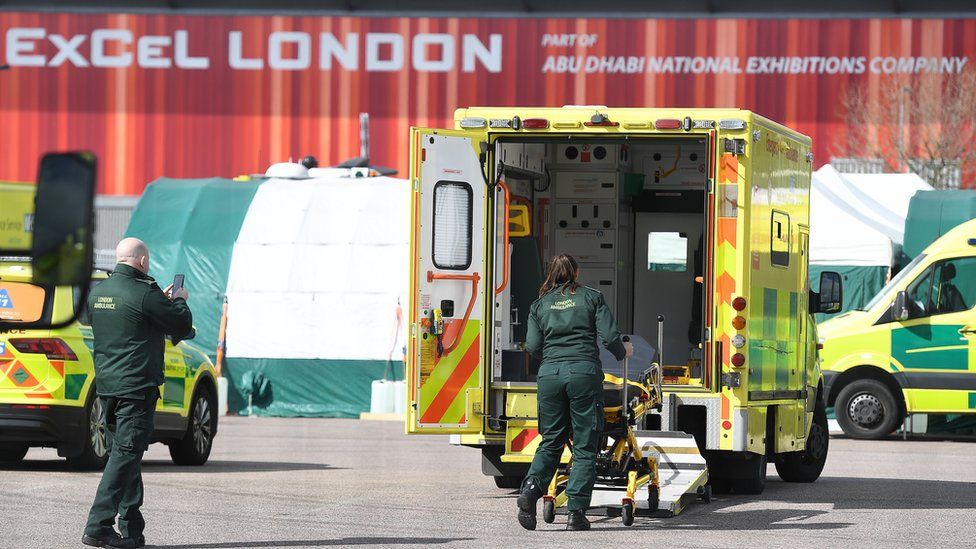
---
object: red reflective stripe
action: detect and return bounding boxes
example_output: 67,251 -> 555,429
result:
511,428 -> 539,452
420,335 -> 480,424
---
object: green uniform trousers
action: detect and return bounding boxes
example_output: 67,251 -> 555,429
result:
85,387 -> 158,540
525,363 -> 603,511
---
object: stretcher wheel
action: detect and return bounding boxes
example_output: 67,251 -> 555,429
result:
698,484 -> 712,503
621,501 -> 635,526
647,486 -> 659,511
542,499 -> 555,524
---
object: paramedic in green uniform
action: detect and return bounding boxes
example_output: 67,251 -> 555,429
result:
82,238 -> 193,549
516,254 -> 632,531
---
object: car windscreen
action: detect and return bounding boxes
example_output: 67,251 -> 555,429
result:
860,254 -> 927,312
0,281 -> 52,323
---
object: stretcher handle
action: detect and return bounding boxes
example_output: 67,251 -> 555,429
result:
656,315 -> 665,404
427,271 -> 481,355
621,335 -> 631,414
494,180 -> 511,296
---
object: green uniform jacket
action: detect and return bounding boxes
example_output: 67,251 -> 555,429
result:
525,284 -> 626,372
88,264 -> 193,397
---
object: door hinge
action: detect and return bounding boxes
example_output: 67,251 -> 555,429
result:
412,178 -> 421,192
723,138 -> 746,156
409,323 -> 418,337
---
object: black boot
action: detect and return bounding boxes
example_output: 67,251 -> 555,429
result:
82,531 -> 136,549
516,477 -> 543,530
567,510 -> 591,531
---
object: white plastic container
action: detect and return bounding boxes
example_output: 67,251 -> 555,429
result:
370,379 -> 396,414
217,377 -> 229,416
393,380 -> 406,415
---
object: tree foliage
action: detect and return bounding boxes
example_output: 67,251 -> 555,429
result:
838,70 -> 976,189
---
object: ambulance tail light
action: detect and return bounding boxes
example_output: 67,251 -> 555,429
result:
522,118 -> 550,129
732,316 -> 746,330
732,297 -> 747,311
731,353 -> 746,368
655,118 -> 682,130
9,338 -> 78,361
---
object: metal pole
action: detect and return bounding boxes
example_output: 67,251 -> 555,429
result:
359,112 -> 370,160
897,92 -> 904,172
657,315 -> 665,407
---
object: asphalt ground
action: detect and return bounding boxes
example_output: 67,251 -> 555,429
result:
2,417 -> 975,549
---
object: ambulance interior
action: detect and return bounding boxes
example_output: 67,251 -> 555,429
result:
492,137 -> 710,389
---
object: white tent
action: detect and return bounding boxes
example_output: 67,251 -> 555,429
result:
223,173 -> 411,416
810,165 -> 932,266
809,165 -> 932,315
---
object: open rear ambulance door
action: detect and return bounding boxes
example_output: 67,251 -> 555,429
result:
407,128 -> 489,434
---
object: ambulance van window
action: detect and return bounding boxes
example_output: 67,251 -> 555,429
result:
432,181 -> 473,270
931,257 -> 976,315
647,232 -> 688,271
771,211 -> 790,267
905,266 -> 934,319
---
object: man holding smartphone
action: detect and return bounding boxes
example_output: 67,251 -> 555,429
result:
82,237 -> 192,549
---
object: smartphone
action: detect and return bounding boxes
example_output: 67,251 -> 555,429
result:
172,274 -> 185,294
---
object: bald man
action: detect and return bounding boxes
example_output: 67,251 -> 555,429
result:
83,238 -> 192,549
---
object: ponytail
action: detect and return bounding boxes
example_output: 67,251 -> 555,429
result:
539,254 -> 581,297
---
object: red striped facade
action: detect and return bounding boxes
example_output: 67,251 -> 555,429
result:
1,13 -> 974,194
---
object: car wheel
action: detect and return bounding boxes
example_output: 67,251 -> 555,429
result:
708,477 -> 732,494
168,386 -> 216,466
67,394 -> 109,471
835,379 -> 901,440
0,443 -> 29,465
775,399 -> 830,483
731,453 -> 767,495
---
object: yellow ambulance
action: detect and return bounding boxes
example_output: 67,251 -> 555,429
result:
819,218 -> 976,439
0,181 -> 219,469
405,107 -> 842,496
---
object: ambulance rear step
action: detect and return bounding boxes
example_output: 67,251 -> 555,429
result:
587,430 -> 709,518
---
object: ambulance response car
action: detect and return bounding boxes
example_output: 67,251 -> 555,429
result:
0,267 -> 219,469
406,107 -> 841,495
819,218 -> 976,439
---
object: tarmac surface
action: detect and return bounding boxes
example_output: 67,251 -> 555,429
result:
2,416 -> 975,548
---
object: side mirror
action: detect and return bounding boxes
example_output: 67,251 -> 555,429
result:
508,204 -> 531,237
892,291 -> 909,321
817,271 -> 843,314
31,152 -> 96,287
0,152 -> 96,330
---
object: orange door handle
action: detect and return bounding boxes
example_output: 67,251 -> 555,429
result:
427,271 -> 480,355
495,180 -> 511,296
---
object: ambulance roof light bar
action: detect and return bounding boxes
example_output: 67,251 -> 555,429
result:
719,119 -> 747,130
459,117 -> 488,129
